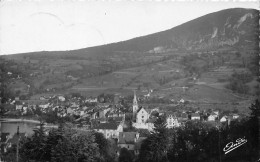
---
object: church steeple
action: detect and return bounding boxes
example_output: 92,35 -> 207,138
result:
133,90 -> 138,116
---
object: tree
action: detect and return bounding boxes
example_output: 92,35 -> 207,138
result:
118,148 -> 133,162
247,99 -> 260,158
19,122 -> 48,161
51,129 -> 99,162
94,132 -> 117,162
15,123 -> 100,162
138,117 -> 169,162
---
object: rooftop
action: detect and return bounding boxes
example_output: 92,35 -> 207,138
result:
93,122 -> 119,130
118,132 -> 138,144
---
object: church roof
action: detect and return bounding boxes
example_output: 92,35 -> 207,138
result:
137,107 -> 148,114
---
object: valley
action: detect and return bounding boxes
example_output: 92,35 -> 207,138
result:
1,8 -> 259,115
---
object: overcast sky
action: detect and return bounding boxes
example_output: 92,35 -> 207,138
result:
0,1 -> 258,55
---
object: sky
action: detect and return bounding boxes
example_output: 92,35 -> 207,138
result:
0,0 -> 258,55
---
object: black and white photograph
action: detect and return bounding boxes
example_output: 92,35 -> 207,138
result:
0,0 -> 259,161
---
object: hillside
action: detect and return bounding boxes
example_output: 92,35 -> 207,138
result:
1,8 -> 259,112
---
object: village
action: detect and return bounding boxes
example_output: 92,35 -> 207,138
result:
1,90 -> 242,156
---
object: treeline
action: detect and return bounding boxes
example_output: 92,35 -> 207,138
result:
2,123 -> 117,162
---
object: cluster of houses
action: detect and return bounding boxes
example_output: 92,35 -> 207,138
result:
1,91 -> 241,157
80,91 -> 241,155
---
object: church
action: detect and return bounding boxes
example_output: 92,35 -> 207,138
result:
132,91 -> 154,131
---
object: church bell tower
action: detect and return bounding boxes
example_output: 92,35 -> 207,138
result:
133,90 -> 138,117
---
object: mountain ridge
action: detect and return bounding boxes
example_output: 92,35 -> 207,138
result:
3,8 -> 259,57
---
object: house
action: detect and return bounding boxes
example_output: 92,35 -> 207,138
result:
208,115 -> 215,121
99,118 -> 107,123
39,102 -> 50,109
117,132 -> 148,156
180,113 -> 189,120
85,98 -> 97,103
66,107 -> 74,115
166,114 -> 180,128
179,99 -> 185,104
118,132 -> 139,151
93,122 -> 123,139
220,116 -> 228,122
195,110 -> 200,114
99,108 -> 111,117
70,103 -> 79,109
22,106 -> 28,115
16,101 -> 23,110
213,110 -> 219,116
80,110 -> 85,116
191,113 -> 200,120
232,114 -> 239,119
58,96 -> 66,102
208,112 -> 217,121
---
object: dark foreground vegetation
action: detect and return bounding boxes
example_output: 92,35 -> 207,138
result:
138,101 -> 259,162
2,99 -> 259,162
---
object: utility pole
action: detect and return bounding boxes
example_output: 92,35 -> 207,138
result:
16,126 -> 19,162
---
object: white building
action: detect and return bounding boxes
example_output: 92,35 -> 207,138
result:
93,123 -> 123,139
191,113 -> 200,120
136,107 -> 149,124
208,114 -> 216,121
132,91 -> 154,131
220,116 -> 228,122
58,96 -> 66,102
232,114 -> 239,119
166,114 -> 180,128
